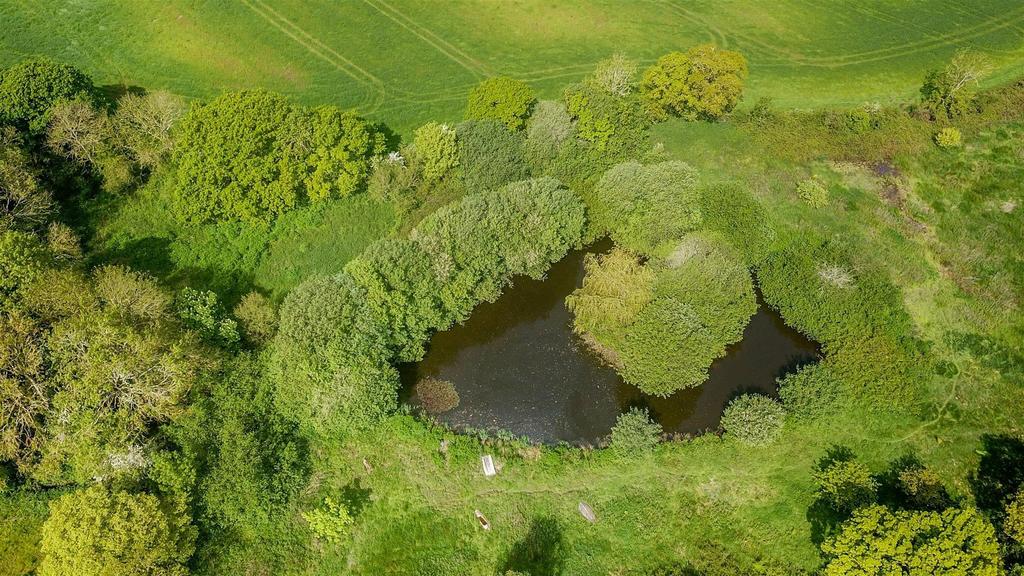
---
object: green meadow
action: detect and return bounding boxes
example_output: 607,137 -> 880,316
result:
4,0 -> 1024,132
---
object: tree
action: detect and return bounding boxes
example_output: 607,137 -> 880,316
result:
821,505 -> 1001,576
920,49 -> 991,119
45,99 -> 109,165
272,273 -> 399,437
610,407 -> 662,454
0,310 -> 49,474
589,54 -> 638,97
173,90 -> 382,223
456,119 -> 529,191
0,57 -> 98,133
566,248 -> 654,356
563,81 -> 649,154
589,160 -> 701,257
1006,488 -> 1024,545
641,45 -> 748,121
720,394 -> 786,446
524,100 -> 574,169
465,77 -> 536,130
113,90 -> 185,169
175,287 -> 240,348
38,485 -> 195,576
413,121 -> 459,182
232,291 -> 277,346
619,234 -> 756,395
0,133 -> 53,231
815,458 -> 878,514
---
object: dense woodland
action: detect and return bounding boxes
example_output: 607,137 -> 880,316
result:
1,40 -> 1023,575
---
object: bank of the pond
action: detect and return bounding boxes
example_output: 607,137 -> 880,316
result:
402,242 -> 819,444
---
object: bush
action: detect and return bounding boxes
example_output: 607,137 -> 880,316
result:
303,497 -> 354,543
641,46 -> 748,121
610,407 -> 662,454
465,77 -> 536,130
620,235 -> 756,395
175,287 -> 240,347
814,458 -> 878,513
173,90 -> 382,223
456,119 -> 530,191
920,50 -> 990,120
796,176 -> 829,208
413,121 -> 459,182
38,485 -> 195,576
0,57 -> 98,133
367,150 -> 423,215
415,377 -> 460,414
589,160 -> 701,256
720,394 -> 785,445
934,126 -> 962,148
524,100 -> 574,169
233,291 -> 278,346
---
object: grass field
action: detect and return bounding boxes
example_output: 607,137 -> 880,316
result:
3,1 -> 1024,133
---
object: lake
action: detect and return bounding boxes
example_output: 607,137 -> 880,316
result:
402,241 -> 819,444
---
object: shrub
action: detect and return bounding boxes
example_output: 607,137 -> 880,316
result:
620,235 -> 756,395
566,248 -> 654,352
563,82 -> 649,155
413,121 -> 459,182
814,459 -> 878,513
524,100 -> 574,169
456,119 -> 530,191
465,77 -> 536,130
641,46 -> 748,121
720,394 -> 786,445
0,57 -> 98,133
934,126 -> 962,148
367,150 -> 423,215
415,377 -> 460,414
173,90 -> 382,223
176,287 -> 240,347
589,53 -> 637,96
796,176 -> 829,208
233,291 -> 278,346
303,497 -> 354,543
610,407 -> 662,454
272,273 -> 398,437
38,485 -> 196,576
821,505 -> 1001,576
589,160 -> 701,256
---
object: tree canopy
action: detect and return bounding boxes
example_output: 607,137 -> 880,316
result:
465,77 -> 536,130
0,57 -> 98,134
173,90 -> 383,223
641,45 -> 748,121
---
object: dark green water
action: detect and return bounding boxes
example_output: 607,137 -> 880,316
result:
403,242 -> 819,444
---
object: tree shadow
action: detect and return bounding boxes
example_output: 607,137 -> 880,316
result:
970,433 -> 1024,512
340,478 -> 372,518
876,453 -> 953,511
806,444 -> 857,546
500,516 -> 566,576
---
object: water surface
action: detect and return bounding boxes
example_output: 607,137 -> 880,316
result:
403,242 -> 819,444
